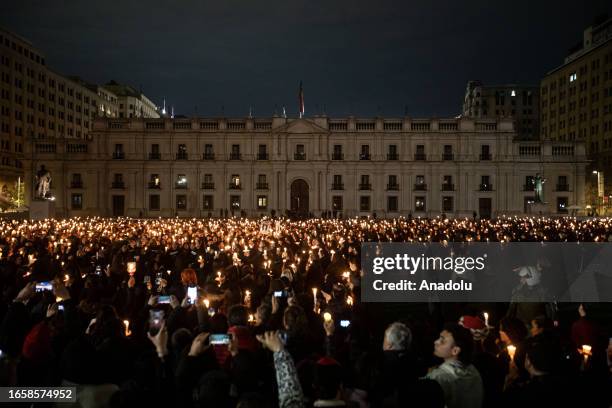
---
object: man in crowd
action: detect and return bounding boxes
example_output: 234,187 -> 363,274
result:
426,322 -> 484,408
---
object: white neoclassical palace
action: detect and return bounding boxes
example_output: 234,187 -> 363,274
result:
23,116 -> 588,218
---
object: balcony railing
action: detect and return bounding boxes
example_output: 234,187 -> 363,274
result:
294,152 -> 306,160
479,183 -> 493,191
479,153 -> 492,160
149,152 -> 161,160
112,152 -> 125,159
176,152 -> 188,160
229,153 -> 241,160
70,181 -> 83,188
359,183 -> 372,190
203,153 -> 215,160
556,184 -> 569,191
331,183 -> 344,190
359,153 -> 371,160
229,183 -> 241,190
414,183 -> 427,191
201,182 -> 215,189
148,182 -> 161,189
387,184 -> 399,191
441,183 -> 454,191
332,153 -> 344,160
387,153 -> 399,160
257,153 -> 269,160
442,153 -> 454,161
256,182 -> 269,189
414,153 -> 426,160
111,181 -> 125,189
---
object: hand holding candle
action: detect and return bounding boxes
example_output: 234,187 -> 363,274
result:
507,344 -> 516,361
581,344 -> 592,364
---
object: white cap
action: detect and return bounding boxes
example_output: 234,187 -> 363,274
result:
517,266 -> 541,286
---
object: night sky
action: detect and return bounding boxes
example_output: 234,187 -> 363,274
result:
2,0 -> 611,118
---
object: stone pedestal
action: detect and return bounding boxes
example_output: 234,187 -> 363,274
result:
30,199 -> 55,220
529,202 -> 549,215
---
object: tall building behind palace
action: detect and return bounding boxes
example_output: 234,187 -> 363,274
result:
22,116 -> 587,218
462,81 -> 540,140
540,15 -> 612,195
0,27 -> 159,208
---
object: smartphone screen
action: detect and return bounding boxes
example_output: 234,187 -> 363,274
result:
58,304 -> 65,311
95,265 -> 102,275
187,286 -> 197,304
149,310 -> 165,335
209,333 -> 232,345
158,295 -> 171,304
340,320 -> 351,328
274,290 -> 287,298
35,281 -> 53,292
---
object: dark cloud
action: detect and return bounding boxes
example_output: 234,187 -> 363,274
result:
1,0 -> 611,117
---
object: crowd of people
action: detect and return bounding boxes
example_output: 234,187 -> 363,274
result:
0,215 -> 611,407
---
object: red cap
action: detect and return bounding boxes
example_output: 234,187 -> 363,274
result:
317,356 -> 340,366
460,315 -> 485,330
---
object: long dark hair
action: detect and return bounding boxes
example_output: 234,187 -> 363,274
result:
89,304 -> 122,347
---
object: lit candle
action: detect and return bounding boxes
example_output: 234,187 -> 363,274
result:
312,287 -> 318,312
483,312 -> 489,327
346,296 -> 353,306
581,344 -> 592,364
203,298 -> 210,308
507,345 -> 516,361
248,314 -> 254,324
323,312 -> 332,322
123,320 -> 131,337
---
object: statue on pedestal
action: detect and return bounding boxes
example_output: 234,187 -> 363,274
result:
534,173 -> 546,204
35,165 -> 52,199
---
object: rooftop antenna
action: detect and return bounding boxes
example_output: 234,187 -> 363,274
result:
162,99 -> 166,115
282,106 -> 287,118
171,105 -> 174,119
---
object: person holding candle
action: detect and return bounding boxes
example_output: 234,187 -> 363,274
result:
459,315 -> 506,407
498,317 -> 529,387
502,336 -> 578,407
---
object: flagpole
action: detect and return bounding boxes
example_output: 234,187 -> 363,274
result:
298,81 -> 304,119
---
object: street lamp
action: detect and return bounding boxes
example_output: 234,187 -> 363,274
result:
592,170 -> 604,215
